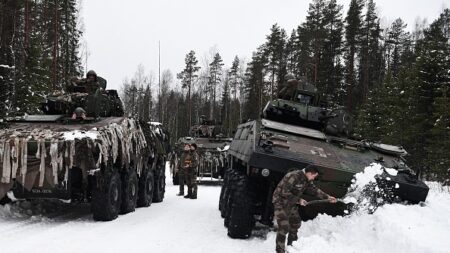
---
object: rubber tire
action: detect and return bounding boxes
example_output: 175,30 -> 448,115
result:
137,168 -> 154,207
223,171 -> 239,227
92,170 -> 122,221
219,167 -> 232,213
120,168 -> 138,214
153,169 -> 166,203
0,195 -> 12,205
227,174 -> 254,239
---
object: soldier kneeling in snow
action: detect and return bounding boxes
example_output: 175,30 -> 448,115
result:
272,165 -> 336,253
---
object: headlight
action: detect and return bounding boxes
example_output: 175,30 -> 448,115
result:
261,169 -> 270,177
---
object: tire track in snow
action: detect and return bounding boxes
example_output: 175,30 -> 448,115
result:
0,204 -> 91,238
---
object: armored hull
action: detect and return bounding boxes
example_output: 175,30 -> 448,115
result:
219,118 -> 429,239
0,116 -> 169,220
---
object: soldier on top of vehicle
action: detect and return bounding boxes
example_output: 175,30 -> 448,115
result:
278,73 -> 298,100
272,165 -> 336,253
69,70 -> 107,94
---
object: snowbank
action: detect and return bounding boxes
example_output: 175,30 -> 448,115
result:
288,183 -> 450,253
0,168 -> 449,253
62,130 -> 98,140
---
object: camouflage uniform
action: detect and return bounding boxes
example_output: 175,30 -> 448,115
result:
69,70 -> 106,94
185,150 -> 199,199
278,79 -> 298,101
272,170 -> 329,253
178,151 -> 189,195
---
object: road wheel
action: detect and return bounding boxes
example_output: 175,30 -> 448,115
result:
137,167 -> 154,207
153,168 -> 166,203
227,174 -> 254,239
92,169 -> 122,221
120,168 -> 138,214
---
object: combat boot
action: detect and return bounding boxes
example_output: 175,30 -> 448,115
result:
184,187 -> 192,198
287,234 -> 298,246
177,192 -> 184,196
287,238 -> 293,246
190,187 -> 197,199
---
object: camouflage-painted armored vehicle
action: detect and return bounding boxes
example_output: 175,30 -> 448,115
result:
0,79 -> 168,221
218,76 -> 429,238
171,118 -> 231,184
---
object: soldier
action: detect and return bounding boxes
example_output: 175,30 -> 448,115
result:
272,165 -> 337,253
185,143 -> 199,199
69,70 -> 107,94
84,70 -> 102,93
177,144 -> 191,196
278,73 -> 298,101
71,107 -> 86,120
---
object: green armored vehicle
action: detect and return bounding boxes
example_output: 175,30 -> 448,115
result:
0,74 -> 168,221
218,75 -> 429,239
171,117 -> 231,184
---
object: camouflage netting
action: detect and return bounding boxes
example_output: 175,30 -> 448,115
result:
0,118 -> 151,199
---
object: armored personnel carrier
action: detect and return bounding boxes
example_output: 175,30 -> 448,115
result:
0,78 -> 168,221
218,77 -> 429,239
171,117 -> 231,184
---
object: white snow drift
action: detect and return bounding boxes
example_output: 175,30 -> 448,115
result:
0,166 -> 449,253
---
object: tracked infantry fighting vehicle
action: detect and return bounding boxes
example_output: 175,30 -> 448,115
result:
0,78 -> 168,221
218,75 -> 429,239
171,117 -> 231,184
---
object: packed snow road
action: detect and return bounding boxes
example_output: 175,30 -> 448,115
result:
1,170 -> 449,253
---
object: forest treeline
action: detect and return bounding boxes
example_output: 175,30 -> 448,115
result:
0,0 -> 449,183
122,0 -> 450,183
0,0 -> 82,116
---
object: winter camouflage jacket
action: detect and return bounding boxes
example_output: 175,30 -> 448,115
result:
272,170 -> 329,210
179,151 -> 199,172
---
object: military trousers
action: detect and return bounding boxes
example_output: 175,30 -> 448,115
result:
274,205 -> 301,253
178,170 -> 186,194
185,168 -> 198,198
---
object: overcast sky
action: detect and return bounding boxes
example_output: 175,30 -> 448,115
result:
82,0 -> 447,91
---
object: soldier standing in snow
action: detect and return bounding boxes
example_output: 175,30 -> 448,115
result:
185,143 -> 199,199
272,165 -> 337,253
177,144 -> 191,196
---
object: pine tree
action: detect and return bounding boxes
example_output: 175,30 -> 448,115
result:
428,88 -> 450,183
358,0 -> 383,104
229,56 -> 243,128
385,18 -> 411,78
208,53 -> 224,119
285,30 -> 298,75
411,14 -> 450,176
263,24 -> 287,99
0,0 -> 20,118
244,50 -> 266,120
321,0 -> 344,97
221,75 -> 231,134
343,0 -> 364,111
177,50 -> 200,126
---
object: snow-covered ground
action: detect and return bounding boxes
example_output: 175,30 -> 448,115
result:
1,169 -> 449,253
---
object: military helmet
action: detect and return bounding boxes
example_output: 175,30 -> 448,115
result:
73,107 -> 87,119
86,70 -> 97,80
284,73 -> 296,82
